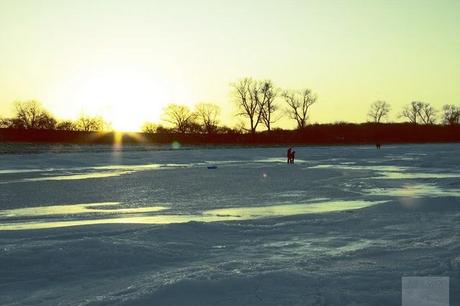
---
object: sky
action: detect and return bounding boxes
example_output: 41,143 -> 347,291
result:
0,0 -> 459,131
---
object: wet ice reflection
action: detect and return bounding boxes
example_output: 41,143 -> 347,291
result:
0,200 -> 383,231
310,164 -> 460,180
365,184 -> 460,198
375,172 -> 460,179
22,171 -> 135,182
0,164 -> 162,183
0,202 -> 167,218
309,164 -> 409,172
204,200 -> 382,218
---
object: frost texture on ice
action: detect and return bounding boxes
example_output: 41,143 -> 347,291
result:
0,143 -> 459,305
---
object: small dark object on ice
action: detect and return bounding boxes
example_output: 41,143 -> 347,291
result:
207,165 -> 218,169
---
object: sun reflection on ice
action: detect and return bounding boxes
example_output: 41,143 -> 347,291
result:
0,200 -> 384,231
365,184 -> 460,198
0,202 -> 167,218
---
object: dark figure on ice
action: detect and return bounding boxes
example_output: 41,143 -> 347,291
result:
287,148 -> 296,164
376,143 -> 381,149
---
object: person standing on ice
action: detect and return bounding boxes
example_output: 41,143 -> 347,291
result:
287,148 -> 292,163
291,150 -> 296,164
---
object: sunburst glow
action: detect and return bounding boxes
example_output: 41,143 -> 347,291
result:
51,66 -> 175,131
79,71 -> 169,131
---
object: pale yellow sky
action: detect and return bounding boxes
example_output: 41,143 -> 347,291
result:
1,0 -> 459,131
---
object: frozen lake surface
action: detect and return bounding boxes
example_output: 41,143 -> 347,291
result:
0,143 -> 459,305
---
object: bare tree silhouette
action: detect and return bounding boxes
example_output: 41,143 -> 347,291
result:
283,89 -> 317,129
259,81 -> 279,131
401,101 -> 437,124
195,103 -> 220,134
75,115 -> 106,132
8,100 -> 57,129
0,117 -> 17,128
442,104 -> 460,125
419,103 -> 437,124
141,122 -> 158,134
162,104 -> 196,133
401,101 -> 423,124
231,78 -> 266,134
368,100 -> 390,123
0,117 -> 8,128
56,120 -> 77,131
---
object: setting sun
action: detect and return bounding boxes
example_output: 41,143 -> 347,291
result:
53,66 -> 173,131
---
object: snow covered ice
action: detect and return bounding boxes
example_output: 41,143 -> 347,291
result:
0,143 -> 459,305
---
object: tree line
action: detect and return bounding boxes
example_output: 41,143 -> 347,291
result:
367,100 -> 459,125
140,78 -> 320,135
1,78 -> 459,134
0,101 -> 107,131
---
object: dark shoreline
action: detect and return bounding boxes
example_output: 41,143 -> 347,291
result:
1,123 -> 459,146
